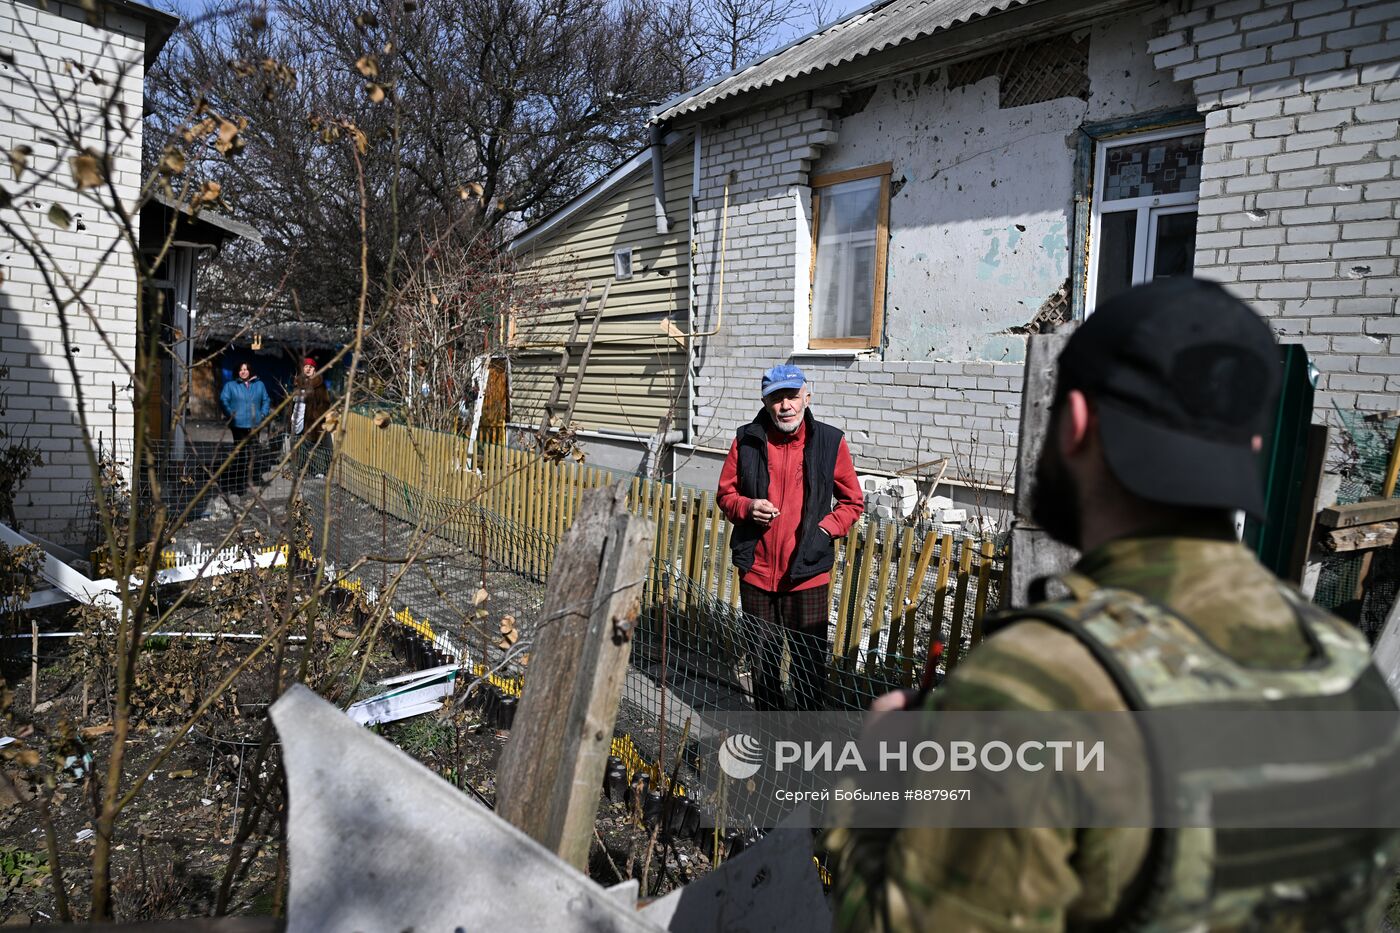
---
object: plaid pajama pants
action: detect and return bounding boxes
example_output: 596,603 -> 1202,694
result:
739,581 -> 831,712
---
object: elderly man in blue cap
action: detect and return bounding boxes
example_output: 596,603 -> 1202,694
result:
717,364 -> 864,711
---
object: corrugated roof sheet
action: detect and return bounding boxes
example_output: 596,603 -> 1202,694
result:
653,0 -> 1037,123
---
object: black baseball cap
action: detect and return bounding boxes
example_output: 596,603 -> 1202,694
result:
1056,277 -> 1281,518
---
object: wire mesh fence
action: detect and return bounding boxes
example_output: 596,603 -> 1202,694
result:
300,411 -> 1008,831
1313,409 -> 1399,638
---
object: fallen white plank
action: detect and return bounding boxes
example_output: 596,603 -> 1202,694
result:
20,588 -> 72,612
346,664 -> 460,726
152,546 -> 284,586
270,684 -> 666,933
3,520 -> 284,614
0,521 -> 116,610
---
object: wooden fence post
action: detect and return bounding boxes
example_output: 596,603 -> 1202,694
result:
1008,327 -> 1080,608
494,482 -> 655,871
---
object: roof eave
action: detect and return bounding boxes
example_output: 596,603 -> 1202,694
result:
654,0 -> 1158,125
507,129 -> 690,254
101,0 -> 180,66
147,192 -> 264,246
648,0 -> 893,126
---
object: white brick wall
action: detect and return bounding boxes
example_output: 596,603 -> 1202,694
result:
1153,0 -> 1400,419
686,1 -> 1400,495
0,0 -> 146,545
689,95 -> 1024,486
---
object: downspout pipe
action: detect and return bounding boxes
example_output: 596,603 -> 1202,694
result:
650,122 -> 672,235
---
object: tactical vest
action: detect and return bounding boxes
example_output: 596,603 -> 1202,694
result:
1001,574 -> 1400,932
728,411 -> 843,582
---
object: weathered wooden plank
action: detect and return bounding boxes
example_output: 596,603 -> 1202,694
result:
945,542 -> 975,672
1317,498 -> 1400,529
899,531 -> 939,685
847,528 -> 878,657
930,534 -> 954,649
705,496 -> 725,601
970,538 -> 996,645
495,483 -> 655,870
865,527 -> 896,662
1323,521 -> 1398,552
1008,328 -> 1080,609
886,526 -> 915,670
832,536 -> 858,659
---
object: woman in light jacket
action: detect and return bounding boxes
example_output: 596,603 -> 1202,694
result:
219,360 -> 270,494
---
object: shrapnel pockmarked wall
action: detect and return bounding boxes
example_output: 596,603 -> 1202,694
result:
688,9 -> 1192,489
689,1 -> 1400,491
0,0 -> 146,546
1153,0 -> 1400,423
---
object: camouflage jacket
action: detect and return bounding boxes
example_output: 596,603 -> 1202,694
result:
825,535 -> 1392,933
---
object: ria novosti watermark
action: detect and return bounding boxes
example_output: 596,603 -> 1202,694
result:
690,711 -> 1400,831
768,737 -> 1104,774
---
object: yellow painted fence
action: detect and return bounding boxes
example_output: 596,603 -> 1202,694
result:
335,411 -> 1007,685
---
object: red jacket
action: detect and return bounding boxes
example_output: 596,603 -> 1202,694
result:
717,418 -> 864,592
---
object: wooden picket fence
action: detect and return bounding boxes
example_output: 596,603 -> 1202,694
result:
335,411 -> 1007,686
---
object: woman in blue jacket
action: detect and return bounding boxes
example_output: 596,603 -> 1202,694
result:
220,360 -> 271,493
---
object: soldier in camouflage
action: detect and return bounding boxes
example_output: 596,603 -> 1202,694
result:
826,277 -> 1400,931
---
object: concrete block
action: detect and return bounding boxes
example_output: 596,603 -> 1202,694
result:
1241,62 -> 1297,86
1317,143 -> 1379,164
1247,22 -> 1299,47
1286,223 -> 1342,242
1353,40 -> 1400,64
1285,129 -> 1342,151
1177,57 -> 1222,80
1271,35 -> 1325,60
1293,0 -> 1346,17
1298,11 -> 1354,37
1301,69 -> 1361,95
1327,24 -> 1384,48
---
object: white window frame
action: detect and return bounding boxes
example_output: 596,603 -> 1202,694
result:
1086,126 -> 1203,314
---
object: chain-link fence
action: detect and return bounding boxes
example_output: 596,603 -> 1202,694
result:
297,412 -> 1007,834
1314,409 -> 1399,639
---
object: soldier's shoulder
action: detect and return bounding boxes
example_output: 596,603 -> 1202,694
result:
935,614 -> 1129,713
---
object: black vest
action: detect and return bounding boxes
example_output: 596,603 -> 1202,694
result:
729,410 -> 844,583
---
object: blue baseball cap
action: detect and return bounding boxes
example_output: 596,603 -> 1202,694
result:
761,364 -> 806,398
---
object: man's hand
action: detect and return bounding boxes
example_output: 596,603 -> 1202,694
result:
870,689 -> 915,713
750,498 -> 780,526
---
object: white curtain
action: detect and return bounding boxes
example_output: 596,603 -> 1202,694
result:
812,176 -> 880,341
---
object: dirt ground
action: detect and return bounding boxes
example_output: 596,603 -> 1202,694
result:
0,581 -> 716,925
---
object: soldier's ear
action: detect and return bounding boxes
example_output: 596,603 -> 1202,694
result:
1063,389 -> 1094,454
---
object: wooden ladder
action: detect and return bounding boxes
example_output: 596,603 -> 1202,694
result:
537,281 -> 610,443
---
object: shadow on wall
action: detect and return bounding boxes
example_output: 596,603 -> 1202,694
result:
0,287 -> 109,552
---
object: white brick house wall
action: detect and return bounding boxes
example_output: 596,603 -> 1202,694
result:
686,1 -> 1400,502
1152,0 -> 1400,420
690,95 -> 1026,487
0,0 -> 148,546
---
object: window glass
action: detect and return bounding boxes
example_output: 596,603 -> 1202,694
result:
1094,210 -> 1138,307
1152,211 -> 1197,280
1102,133 -> 1204,202
812,176 -> 881,342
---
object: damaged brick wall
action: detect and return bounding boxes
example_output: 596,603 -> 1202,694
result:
1152,0 -> 1400,420
688,9 -> 1201,490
